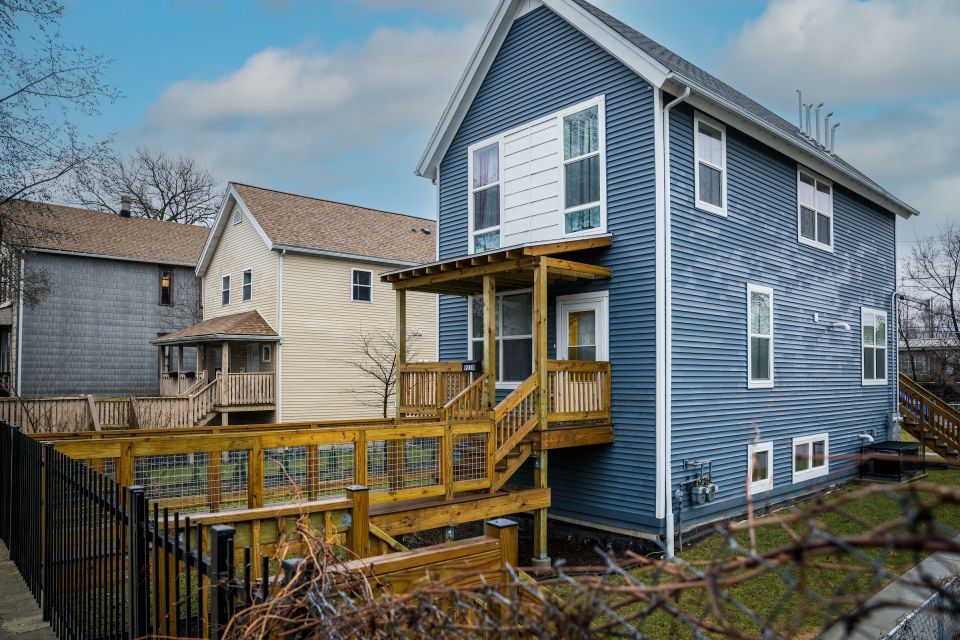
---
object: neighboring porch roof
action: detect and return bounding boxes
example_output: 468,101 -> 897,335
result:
154,311 -> 280,346
380,235 -> 613,296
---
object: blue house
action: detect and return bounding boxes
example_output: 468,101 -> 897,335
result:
381,0 -> 917,560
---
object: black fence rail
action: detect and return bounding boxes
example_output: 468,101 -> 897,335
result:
0,421 -> 280,640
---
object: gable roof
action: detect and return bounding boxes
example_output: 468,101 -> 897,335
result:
417,0 -> 917,220
197,183 -> 436,276
154,310 -> 279,345
17,202 -> 209,267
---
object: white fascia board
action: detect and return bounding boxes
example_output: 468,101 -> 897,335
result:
415,0 -> 670,181
29,248 -> 196,269
272,244 -> 422,269
196,184 -> 275,277
673,83 -> 918,220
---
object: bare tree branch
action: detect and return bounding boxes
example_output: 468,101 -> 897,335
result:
346,328 -> 421,418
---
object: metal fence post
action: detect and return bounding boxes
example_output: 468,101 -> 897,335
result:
208,524 -> 235,640
127,485 -> 149,640
41,443 -> 53,622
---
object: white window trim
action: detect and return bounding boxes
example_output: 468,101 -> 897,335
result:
747,440 -> 774,495
351,268 -> 373,303
466,95 -> 607,255
221,274 -> 231,306
242,268 -> 253,302
862,306 -> 889,386
558,96 -> 607,238
792,433 -> 829,483
746,283 -> 774,389
693,111 -> 727,217
466,288 -> 534,390
797,167 -> 834,253
555,291 -> 609,361
261,345 -> 272,363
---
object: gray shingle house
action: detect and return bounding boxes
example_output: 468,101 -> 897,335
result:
1,203 -> 209,397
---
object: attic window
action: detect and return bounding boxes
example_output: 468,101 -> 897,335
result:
232,205 -> 243,225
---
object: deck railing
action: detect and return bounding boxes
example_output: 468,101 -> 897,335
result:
547,360 -> 612,422
442,373 -> 490,423
493,374 -> 539,458
160,370 -> 207,397
399,363 -> 472,416
224,372 -> 275,406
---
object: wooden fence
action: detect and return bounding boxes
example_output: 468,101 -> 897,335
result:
0,395 -> 194,433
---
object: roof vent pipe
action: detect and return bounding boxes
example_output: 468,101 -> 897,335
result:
796,90 -> 803,129
823,112 -> 833,148
815,103 -> 824,145
120,195 -> 132,218
829,123 -> 840,154
804,104 -> 813,137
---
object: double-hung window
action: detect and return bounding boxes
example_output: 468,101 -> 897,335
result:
352,269 -> 372,302
159,269 -> 173,306
793,433 -> 829,482
242,269 -> 252,301
862,308 -> 888,385
221,275 -> 230,306
470,143 -> 501,252
747,284 -> 774,388
562,105 -> 602,233
694,113 -> 727,216
469,291 -> 533,385
747,441 -> 774,494
798,169 -> 833,250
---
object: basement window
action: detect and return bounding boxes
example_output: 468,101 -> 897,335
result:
798,169 -> 833,251
694,113 -> 727,216
793,433 -> 829,483
747,441 -> 773,494
862,308 -> 888,385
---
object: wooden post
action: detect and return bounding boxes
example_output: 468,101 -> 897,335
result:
346,485 -> 370,558
178,346 -> 185,374
483,274 -> 496,410
485,518 -> 519,627
532,257 -> 550,566
355,431 -> 368,487
128,396 -> 140,429
442,422 -> 454,500
396,289 -> 407,418
532,452 -> 549,566
208,450 -> 222,512
85,395 -> 101,432
118,443 -> 134,487
220,341 -> 230,407
248,440 -> 264,509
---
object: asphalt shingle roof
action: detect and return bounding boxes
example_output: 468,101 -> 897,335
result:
155,310 -> 278,344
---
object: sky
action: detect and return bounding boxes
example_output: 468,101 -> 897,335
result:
49,0 -> 960,252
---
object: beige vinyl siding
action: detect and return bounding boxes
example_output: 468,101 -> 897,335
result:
203,214 -> 278,327
280,253 -> 437,421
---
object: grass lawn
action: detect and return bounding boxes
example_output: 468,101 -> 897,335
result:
588,470 -> 960,639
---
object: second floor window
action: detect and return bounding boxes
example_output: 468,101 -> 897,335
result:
747,284 -> 774,388
159,270 -> 173,305
563,105 -> 602,233
352,269 -> 372,302
694,113 -> 727,215
221,275 -> 230,305
798,169 -> 833,251
242,269 -> 252,301
862,308 -> 888,385
470,142 -> 500,252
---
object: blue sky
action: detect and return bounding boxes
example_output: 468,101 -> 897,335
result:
53,0 -> 960,248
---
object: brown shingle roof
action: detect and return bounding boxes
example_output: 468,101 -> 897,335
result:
154,311 -> 278,344
18,202 -> 209,267
232,183 -> 435,264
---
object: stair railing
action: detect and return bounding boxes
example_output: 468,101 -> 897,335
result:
493,373 -> 539,461
441,374 -> 490,424
899,373 -> 960,451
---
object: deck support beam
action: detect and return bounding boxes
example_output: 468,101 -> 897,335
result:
483,275 -> 496,410
532,257 -> 550,566
221,341 -> 230,408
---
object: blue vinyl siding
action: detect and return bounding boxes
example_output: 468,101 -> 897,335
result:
437,6 -> 659,531
669,104 -> 896,527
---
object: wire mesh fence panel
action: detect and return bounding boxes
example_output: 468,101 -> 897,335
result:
219,450 -> 250,511
263,443 -> 354,504
83,457 -> 117,480
367,437 -> 441,492
453,433 -> 487,483
135,453 -> 210,513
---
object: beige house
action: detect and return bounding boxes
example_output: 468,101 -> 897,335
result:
155,183 -> 437,425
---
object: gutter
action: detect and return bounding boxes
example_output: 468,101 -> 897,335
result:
270,244 -> 424,269
662,85 -> 691,559
29,248 -> 197,269
152,334 -> 282,346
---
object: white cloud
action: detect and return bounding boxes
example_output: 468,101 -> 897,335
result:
350,0 -> 496,17
136,23 -> 481,214
720,0 -> 960,106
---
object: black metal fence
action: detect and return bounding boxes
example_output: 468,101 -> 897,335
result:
0,421 -> 279,640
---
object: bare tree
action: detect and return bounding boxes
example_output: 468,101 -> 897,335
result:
68,147 -> 221,226
346,328 -> 420,418
0,0 -> 117,303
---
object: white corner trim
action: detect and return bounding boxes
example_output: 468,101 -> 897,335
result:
653,88 -> 667,520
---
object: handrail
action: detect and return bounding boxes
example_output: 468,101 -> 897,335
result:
899,373 -> 960,451
442,374 -> 489,423
400,362 -> 464,373
546,360 -> 611,422
493,373 -> 538,460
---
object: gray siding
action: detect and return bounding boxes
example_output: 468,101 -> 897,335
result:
20,252 -> 200,397
668,103 -> 897,527
437,6 -> 660,530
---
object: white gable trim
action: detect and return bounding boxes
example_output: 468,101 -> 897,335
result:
415,0 -> 669,181
196,184 -> 274,277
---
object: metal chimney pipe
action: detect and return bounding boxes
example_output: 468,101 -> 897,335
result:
796,90 -> 803,129
804,104 -> 812,137
120,195 -> 132,218
829,123 -> 840,154
815,103 -> 824,144
823,112 -> 833,148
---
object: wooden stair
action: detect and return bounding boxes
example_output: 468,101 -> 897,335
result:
489,375 -> 540,492
899,373 -> 960,462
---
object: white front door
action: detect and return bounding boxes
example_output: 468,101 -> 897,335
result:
556,291 -> 608,361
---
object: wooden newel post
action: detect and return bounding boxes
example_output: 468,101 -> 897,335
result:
396,289 -> 407,418
485,518 -> 519,627
532,257 -> 551,567
483,274 -> 496,410
346,485 -> 370,558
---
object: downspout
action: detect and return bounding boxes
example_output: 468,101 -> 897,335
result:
662,85 -> 690,558
277,249 -> 285,422
891,289 -> 901,439
15,259 -> 24,396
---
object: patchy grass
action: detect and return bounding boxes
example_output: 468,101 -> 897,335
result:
625,470 -> 960,639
